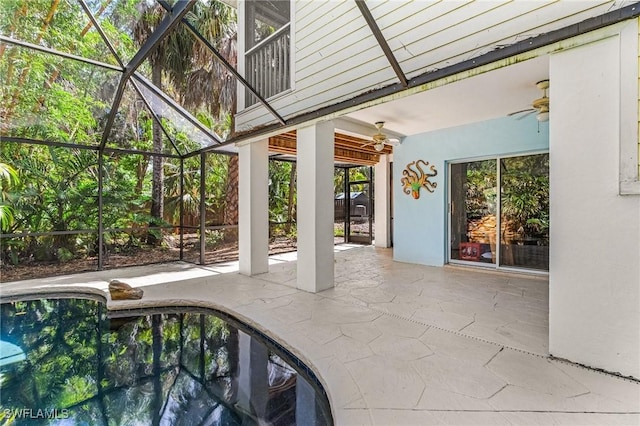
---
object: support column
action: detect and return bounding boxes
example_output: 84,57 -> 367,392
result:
239,139 -> 269,275
374,154 -> 391,248
296,121 -> 335,292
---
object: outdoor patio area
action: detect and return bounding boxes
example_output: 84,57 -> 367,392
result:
2,245 -> 639,425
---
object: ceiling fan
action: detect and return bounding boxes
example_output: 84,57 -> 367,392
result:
508,79 -> 550,122
361,121 -> 400,152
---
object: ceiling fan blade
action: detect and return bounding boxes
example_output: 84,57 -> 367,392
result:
515,110 -> 536,120
360,141 -> 375,148
508,108 -> 535,116
386,138 -> 400,146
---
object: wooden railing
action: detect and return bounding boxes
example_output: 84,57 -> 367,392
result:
245,24 -> 290,107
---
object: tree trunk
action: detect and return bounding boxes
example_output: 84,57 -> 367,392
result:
285,162 -> 296,233
223,155 -> 238,242
0,2 -> 27,60
148,65 -> 164,245
135,156 -> 149,196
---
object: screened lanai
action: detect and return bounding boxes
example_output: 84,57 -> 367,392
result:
0,0 -> 389,281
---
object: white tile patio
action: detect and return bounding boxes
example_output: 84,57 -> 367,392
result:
2,245 -> 638,425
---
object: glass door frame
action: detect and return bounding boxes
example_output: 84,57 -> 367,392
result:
446,150 -> 549,274
346,166 -> 373,245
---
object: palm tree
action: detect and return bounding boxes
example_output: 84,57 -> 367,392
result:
133,1 -> 237,244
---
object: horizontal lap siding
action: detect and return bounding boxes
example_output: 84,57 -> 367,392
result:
236,0 -> 620,130
394,1 -> 613,79
297,27 -> 376,81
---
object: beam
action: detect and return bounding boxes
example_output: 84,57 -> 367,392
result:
1,136 -> 182,158
132,73 -> 222,147
0,35 -> 122,72
130,79 -> 184,156
99,75 -> 128,150
354,0 -> 408,87
78,0 -> 125,68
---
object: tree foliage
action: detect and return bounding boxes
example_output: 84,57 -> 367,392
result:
0,1 -> 242,268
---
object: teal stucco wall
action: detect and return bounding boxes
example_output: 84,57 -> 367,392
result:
392,115 -> 549,266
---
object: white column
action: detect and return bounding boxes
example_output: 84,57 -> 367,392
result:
239,139 -> 269,276
296,121 -> 335,293
374,154 -> 391,248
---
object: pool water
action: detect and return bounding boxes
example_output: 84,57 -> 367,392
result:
0,296 -> 332,425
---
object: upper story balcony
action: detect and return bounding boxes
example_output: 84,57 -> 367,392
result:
245,23 -> 290,107
243,0 -> 290,108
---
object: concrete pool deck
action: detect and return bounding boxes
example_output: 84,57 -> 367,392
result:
2,245 -> 639,425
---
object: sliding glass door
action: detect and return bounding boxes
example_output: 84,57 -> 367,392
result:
449,153 -> 549,271
450,160 -> 497,265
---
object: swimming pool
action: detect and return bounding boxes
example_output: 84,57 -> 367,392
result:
0,295 -> 333,425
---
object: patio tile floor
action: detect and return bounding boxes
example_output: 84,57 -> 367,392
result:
2,245 -> 638,425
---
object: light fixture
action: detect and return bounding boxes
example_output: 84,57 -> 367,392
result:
374,142 -> 384,152
534,81 -> 549,122
536,112 -> 549,122
536,105 -> 549,122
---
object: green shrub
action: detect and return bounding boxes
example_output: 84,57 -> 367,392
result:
57,247 -> 74,263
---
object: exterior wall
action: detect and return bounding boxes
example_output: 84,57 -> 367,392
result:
392,116 -> 548,267
236,1 -> 627,132
549,33 -> 640,379
620,17 -> 640,195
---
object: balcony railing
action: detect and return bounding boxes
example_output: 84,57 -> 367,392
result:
245,24 -> 290,107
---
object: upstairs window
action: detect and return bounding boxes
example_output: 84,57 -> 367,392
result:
245,0 -> 290,106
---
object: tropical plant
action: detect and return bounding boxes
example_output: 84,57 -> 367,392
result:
0,162 -> 19,232
500,154 -> 549,240
0,0 -> 244,273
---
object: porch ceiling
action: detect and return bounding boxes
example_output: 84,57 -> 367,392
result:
343,55 -> 550,139
269,130 -> 392,166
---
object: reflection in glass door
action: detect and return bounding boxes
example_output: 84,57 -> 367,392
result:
450,160 -> 497,264
449,153 -> 549,271
500,154 -> 549,270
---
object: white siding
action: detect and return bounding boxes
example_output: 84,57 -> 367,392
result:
383,2 -> 602,77
236,0 -> 630,131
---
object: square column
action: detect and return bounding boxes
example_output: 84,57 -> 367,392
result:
238,139 -> 269,275
296,121 -> 335,292
374,154 -> 392,248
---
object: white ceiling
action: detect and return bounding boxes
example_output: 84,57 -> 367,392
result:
342,55 -> 550,139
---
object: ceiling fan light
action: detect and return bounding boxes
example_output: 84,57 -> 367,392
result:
374,142 -> 384,151
536,111 -> 549,122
